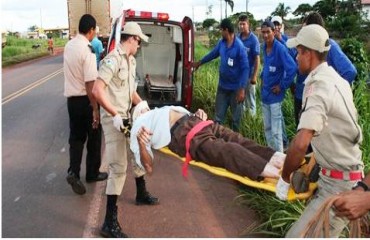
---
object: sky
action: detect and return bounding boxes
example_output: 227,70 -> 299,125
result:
1,0 -> 319,32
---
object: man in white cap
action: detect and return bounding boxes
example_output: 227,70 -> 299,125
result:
270,16 -> 287,43
93,22 -> 158,238
276,24 -> 364,237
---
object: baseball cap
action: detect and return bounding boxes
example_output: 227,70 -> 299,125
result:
271,16 -> 282,25
286,24 -> 331,53
121,22 -> 149,42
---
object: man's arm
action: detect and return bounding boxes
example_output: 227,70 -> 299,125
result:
86,81 -> 100,128
92,78 -> 118,116
250,55 -> 260,85
137,126 -> 154,174
132,91 -> 142,106
281,129 -> 314,182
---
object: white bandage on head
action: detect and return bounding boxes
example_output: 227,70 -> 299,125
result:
131,100 -> 150,122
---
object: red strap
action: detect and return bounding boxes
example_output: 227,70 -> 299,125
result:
321,168 -> 363,181
183,120 -> 213,177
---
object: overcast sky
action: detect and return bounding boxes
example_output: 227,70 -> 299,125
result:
2,0 -> 318,32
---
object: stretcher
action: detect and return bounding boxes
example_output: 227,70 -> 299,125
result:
160,147 -> 317,201
145,74 -> 176,101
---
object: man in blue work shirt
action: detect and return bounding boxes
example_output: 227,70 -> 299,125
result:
238,14 -> 260,117
260,21 -> 296,152
193,18 -> 249,132
91,26 -> 104,69
292,12 -> 357,126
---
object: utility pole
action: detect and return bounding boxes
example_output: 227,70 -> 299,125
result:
246,0 -> 249,13
220,0 -> 222,22
192,6 -> 195,22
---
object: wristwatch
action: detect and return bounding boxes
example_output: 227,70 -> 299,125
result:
352,181 -> 369,191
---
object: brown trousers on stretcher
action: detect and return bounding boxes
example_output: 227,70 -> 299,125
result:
168,116 -> 276,180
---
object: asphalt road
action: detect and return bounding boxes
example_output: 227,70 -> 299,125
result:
2,53 -> 258,237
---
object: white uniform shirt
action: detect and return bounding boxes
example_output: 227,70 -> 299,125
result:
64,34 -> 98,97
298,62 -> 363,171
130,106 -> 190,169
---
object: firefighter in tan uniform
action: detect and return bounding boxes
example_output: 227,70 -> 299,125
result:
275,24 -> 364,237
92,22 -> 158,238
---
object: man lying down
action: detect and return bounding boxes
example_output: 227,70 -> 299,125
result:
130,101 -> 286,181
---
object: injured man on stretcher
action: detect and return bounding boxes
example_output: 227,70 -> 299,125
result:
130,101 -> 286,180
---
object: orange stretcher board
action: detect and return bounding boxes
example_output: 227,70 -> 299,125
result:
160,147 -> 317,201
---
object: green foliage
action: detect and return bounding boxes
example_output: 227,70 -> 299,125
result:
271,3 -> 291,21
2,36 -> 67,67
202,18 -> 218,29
340,38 -> 369,81
293,3 -> 313,18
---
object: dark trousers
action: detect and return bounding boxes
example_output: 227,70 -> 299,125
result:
67,96 -> 102,179
168,116 -> 276,180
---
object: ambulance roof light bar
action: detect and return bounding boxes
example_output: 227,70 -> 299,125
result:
125,10 -> 170,21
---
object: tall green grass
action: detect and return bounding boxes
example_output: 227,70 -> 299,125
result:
2,36 -> 67,67
192,41 -> 370,237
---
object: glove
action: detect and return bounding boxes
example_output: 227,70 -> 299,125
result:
112,114 -> 123,132
276,176 -> 290,201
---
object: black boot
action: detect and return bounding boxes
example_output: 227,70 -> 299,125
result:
135,176 -> 159,205
100,205 -> 128,238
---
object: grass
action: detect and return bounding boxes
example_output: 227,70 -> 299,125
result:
2,36 -> 68,67
192,41 -> 370,237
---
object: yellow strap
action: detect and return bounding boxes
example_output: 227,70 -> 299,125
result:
160,147 -> 317,201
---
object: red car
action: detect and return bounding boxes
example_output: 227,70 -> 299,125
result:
106,10 -> 195,109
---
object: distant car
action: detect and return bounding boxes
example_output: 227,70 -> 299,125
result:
106,10 -> 195,109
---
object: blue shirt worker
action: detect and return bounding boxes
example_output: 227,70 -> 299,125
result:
292,12 -> 357,126
238,14 -> 260,117
260,21 -> 296,152
91,26 -> 104,69
276,24 -> 364,238
193,18 -> 249,132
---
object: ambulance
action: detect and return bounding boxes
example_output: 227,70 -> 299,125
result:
106,10 -> 195,109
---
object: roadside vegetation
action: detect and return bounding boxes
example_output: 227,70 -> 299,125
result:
2,36 -> 67,67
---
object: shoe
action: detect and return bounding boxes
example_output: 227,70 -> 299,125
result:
66,172 -> 86,195
86,172 -> 108,183
100,205 -> 129,238
136,192 -> 159,205
101,222 -> 129,238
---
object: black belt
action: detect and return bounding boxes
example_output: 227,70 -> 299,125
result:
170,114 -> 190,135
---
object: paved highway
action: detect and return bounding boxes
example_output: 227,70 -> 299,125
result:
2,54 -> 257,237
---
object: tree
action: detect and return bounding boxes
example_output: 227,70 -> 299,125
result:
224,0 -> 234,18
203,18 -> 218,29
206,4 -> 213,18
293,3 -> 313,19
271,3 -> 291,21
28,25 -> 38,32
313,0 -> 338,21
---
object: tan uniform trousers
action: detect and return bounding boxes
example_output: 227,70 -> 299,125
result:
102,121 -> 145,196
286,174 -> 354,237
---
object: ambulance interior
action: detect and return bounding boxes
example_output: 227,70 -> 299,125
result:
134,23 -> 184,105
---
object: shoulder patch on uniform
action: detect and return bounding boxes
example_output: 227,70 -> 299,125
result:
305,85 -> 314,97
104,58 -> 114,70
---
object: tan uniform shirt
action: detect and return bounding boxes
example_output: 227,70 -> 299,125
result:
98,44 -> 136,121
298,63 -> 363,171
64,34 -> 98,97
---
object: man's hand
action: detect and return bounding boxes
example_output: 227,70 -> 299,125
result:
92,108 -> 100,129
137,126 -> 153,145
194,109 -> 208,121
236,88 -> 245,103
192,62 -> 201,71
250,76 -> 257,85
334,190 -> 370,220
271,85 -> 281,95
276,176 -> 290,200
112,114 -> 123,132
